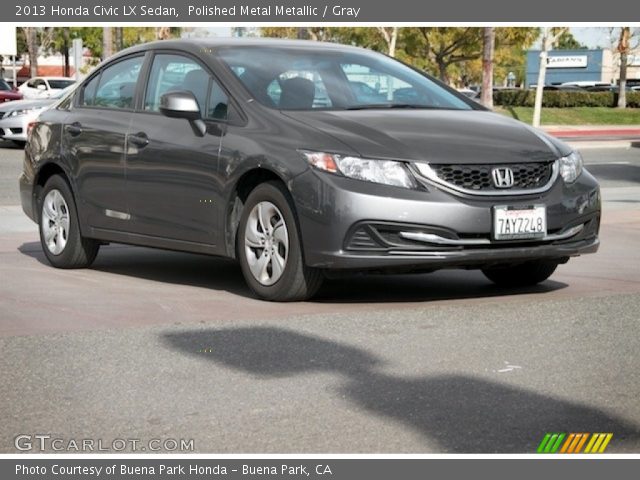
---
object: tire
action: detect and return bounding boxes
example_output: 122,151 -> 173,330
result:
38,175 -> 99,268
482,260 -> 559,287
237,181 -> 323,301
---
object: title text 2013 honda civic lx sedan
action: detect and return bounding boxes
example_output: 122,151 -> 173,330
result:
19,39 -> 600,301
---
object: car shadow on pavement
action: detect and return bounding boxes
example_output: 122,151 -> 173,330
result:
18,240 -> 568,303
314,272 -> 567,303
17,241 -> 254,298
0,139 -> 23,149
162,326 -> 640,453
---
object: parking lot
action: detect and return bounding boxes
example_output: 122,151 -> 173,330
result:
1,140 -> 639,453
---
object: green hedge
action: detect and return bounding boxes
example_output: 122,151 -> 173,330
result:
494,90 -> 640,108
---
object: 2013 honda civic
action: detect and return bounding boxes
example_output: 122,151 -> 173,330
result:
19,39 -> 600,301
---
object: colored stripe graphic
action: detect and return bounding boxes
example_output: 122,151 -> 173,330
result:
585,433 -> 614,453
560,434 -> 575,453
538,433 -> 613,453
574,433 -> 590,453
537,433 -> 565,453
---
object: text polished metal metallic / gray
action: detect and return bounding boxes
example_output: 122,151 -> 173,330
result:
19,38 -> 600,301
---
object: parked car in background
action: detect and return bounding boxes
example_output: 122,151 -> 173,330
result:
20,39 -> 600,301
560,81 -> 612,89
0,85 -> 76,147
18,77 -> 76,99
456,88 -> 480,100
0,78 -> 23,103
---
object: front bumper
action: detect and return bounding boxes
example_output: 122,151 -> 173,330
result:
0,115 -> 30,142
291,167 -> 601,270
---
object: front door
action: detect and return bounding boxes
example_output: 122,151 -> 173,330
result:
124,53 -> 229,246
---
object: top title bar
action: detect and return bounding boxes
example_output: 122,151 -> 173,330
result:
5,0 -> 640,22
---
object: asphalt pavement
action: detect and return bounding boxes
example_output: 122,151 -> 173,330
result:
1,140 -> 639,453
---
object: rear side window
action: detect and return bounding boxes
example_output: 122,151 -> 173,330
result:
84,56 -> 144,109
144,53 -> 229,120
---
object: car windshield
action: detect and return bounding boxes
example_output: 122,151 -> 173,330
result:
0,79 -> 12,91
216,46 -> 472,111
48,79 -> 76,90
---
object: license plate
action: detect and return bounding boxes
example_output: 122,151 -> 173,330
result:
493,205 -> 546,240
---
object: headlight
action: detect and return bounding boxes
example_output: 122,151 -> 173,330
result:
302,151 -> 416,189
559,151 -> 583,184
6,106 -> 46,118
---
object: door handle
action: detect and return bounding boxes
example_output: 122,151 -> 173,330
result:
128,132 -> 149,148
64,122 -> 82,136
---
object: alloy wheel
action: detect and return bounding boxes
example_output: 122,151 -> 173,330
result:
41,189 -> 70,255
244,201 -> 289,286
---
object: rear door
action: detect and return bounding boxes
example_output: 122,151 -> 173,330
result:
63,54 -> 146,232
124,52 -> 229,245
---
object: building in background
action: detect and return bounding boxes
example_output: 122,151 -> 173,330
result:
526,48 -> 640,87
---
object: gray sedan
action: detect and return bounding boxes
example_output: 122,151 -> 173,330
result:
19,39 -> 600,301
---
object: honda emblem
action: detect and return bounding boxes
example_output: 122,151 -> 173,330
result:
491,167 -> 515,188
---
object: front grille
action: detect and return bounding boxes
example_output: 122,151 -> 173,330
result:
429,162 -> 554,192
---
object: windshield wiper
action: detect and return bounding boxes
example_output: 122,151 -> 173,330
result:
345,104 -> 446,110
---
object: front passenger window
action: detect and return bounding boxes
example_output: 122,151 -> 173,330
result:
92,56 -> 144,109
144,54 -> 229,121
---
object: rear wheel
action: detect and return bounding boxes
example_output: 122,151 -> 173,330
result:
38,175 -> 99,268
237,181 -> 323,301
482,260 -> 559,287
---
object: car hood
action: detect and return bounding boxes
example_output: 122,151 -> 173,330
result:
283,109 -> 567,164
0,98 -> 52,112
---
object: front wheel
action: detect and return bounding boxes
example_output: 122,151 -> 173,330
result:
38,175 -> 100,268
482,260 -> 559,287
237,181 -> 323,301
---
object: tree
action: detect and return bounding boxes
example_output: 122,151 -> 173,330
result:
154,27 -> 181,41
102,27 -> 113,60
377,27 -> 399,57
553,30 -> 587,50
24,28 -> 39,77
533,27 -> 568,128
404,28 -> 483,84
617,27 -> 631,108
260,27 -> 333,42
481,28 -> 495,108
20,28 -> 56,76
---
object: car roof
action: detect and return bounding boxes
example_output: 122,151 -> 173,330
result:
32,76 -> 75,81
109,38 -> 368,61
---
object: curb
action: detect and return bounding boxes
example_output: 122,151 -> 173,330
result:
544,128 -> 640,139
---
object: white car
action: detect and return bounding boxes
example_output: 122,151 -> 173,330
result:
18,76 -> 76,99
0,85 -> 76,146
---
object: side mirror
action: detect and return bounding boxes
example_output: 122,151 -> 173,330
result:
36,84 -> 47,91
159,91 -> 201,121
159,91 -> 207,136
